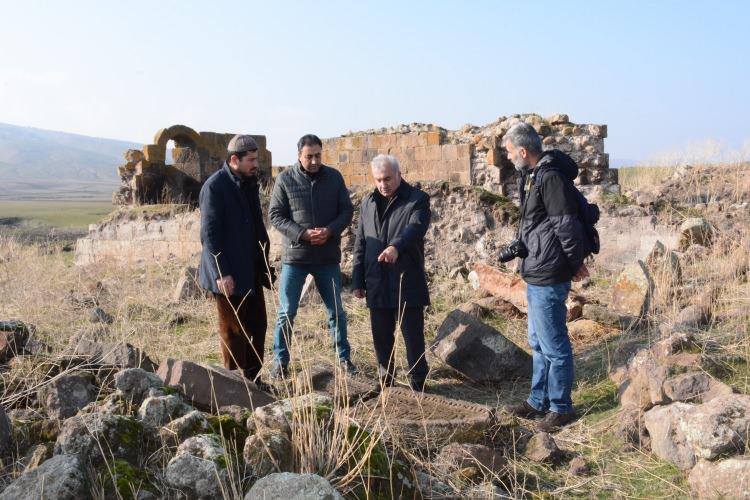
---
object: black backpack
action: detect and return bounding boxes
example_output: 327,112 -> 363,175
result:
534,167 -> 600,257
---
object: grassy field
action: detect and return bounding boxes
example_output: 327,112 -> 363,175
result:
0,200 -> 113,229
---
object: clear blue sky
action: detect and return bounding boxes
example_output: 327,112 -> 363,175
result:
1,0 -> 748,165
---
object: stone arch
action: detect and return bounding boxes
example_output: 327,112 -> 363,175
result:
153,125 -> 202,151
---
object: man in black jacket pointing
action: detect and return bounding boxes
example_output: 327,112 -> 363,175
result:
352,154 -> 430,391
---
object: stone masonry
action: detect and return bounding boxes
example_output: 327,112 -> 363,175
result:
295,113 -> 613,197
114,125 -> 272,206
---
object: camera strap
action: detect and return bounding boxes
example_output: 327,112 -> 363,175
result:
516,171 -> 534,238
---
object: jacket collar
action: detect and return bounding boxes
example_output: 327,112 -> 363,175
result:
294,161 -> 328,181
222,162 -> 243,189
372,179 -> 411,200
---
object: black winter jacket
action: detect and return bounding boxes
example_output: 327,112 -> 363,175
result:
351,181 -> 431,308
268,163 -> 353,265
518,150 -> 587,285
198,163 -> 271,297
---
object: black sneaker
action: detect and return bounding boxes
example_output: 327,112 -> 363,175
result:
269,363 -> 288,380
502,401 -> 547,419
339,359 -> 358,375
537,411 -> 577,432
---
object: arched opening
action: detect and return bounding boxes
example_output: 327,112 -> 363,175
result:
166,139 -> 176,166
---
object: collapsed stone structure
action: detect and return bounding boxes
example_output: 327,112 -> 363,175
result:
113,125 -> 272,205
91,114 -> 612,265
114,114 -> 611,207
315,113 -> 613,196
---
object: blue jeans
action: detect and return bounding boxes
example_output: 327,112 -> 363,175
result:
272,263 -> 350,366
526,281 -> 574,414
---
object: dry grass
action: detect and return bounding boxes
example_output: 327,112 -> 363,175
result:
1,163 -> 749,497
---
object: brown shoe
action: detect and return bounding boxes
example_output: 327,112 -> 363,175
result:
537,411 -> 577,432
503,401 -> 547,419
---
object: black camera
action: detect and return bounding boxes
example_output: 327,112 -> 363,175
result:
498,238 -> 529,263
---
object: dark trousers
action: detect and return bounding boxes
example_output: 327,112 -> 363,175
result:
370,307 -> 429,386
214,288 -> 267,380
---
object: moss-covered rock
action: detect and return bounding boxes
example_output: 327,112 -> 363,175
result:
207,413 -> 249,446
97,458 -> 156,500
55,413 -> 151,465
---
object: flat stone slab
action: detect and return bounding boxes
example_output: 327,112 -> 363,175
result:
157,358 -> 275,411
349,387 -> 493,445
295,365 -> 379,404
431,309 -> 531,382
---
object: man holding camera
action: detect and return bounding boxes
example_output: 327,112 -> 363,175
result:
500,122 -> 589,432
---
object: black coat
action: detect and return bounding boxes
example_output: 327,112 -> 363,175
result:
198,163 -> 271,297
268,163 -> 353,265
351,181 -> 431,309
518,150 -> 587,285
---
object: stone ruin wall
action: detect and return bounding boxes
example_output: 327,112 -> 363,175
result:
114,125 -> 272,206
82,114 -> 619,266
313,113 -> 614,197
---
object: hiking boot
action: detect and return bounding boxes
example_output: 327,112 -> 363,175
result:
269,363 -> 288,380
502,401 -> 547,419
339,359 -> 358,375
537,411 -> 577,432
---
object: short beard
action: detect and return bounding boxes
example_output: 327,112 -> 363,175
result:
513,157 -> 529,173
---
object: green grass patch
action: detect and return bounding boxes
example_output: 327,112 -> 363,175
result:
574,377 -> 619,421
0,200 -> 113,229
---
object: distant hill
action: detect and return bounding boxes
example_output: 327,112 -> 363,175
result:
0,122 -> 140,200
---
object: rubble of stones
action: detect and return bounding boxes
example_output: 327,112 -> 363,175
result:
0,316 -> 564,499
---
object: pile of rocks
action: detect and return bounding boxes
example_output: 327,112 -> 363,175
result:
1,320 -> 536,498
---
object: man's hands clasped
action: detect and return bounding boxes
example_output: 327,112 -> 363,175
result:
301,227 -> 332,246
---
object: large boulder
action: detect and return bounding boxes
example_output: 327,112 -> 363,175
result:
37,371 -> 98,419
245,473 -> 342,500
644,394 -> 750,470
54,413 -> 148,465
0,454 -> 89,500
678,218 -> 714,251
524,432 -> 563,463
160,410 -> 212,447
165,434 -> 230,499
662,372 -> 733,404
114,367 -> 166,405
157,358 -> 275,411
0,320 -> 30,363
243,430 -> 294,477
688,458 -> 750,499
253,393 -> 333,436
431,309 -> 531,382
646,240 -> 682,282
68,338 -> 157,372
469,263 -> 528,312
611,261 -> 652,317
618,333 -> 731,410
138,394 -> 192,428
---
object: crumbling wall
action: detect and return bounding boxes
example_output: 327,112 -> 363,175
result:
74,209 -> 202,266
313,114 -> 613,197
114,125 -> 272,206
